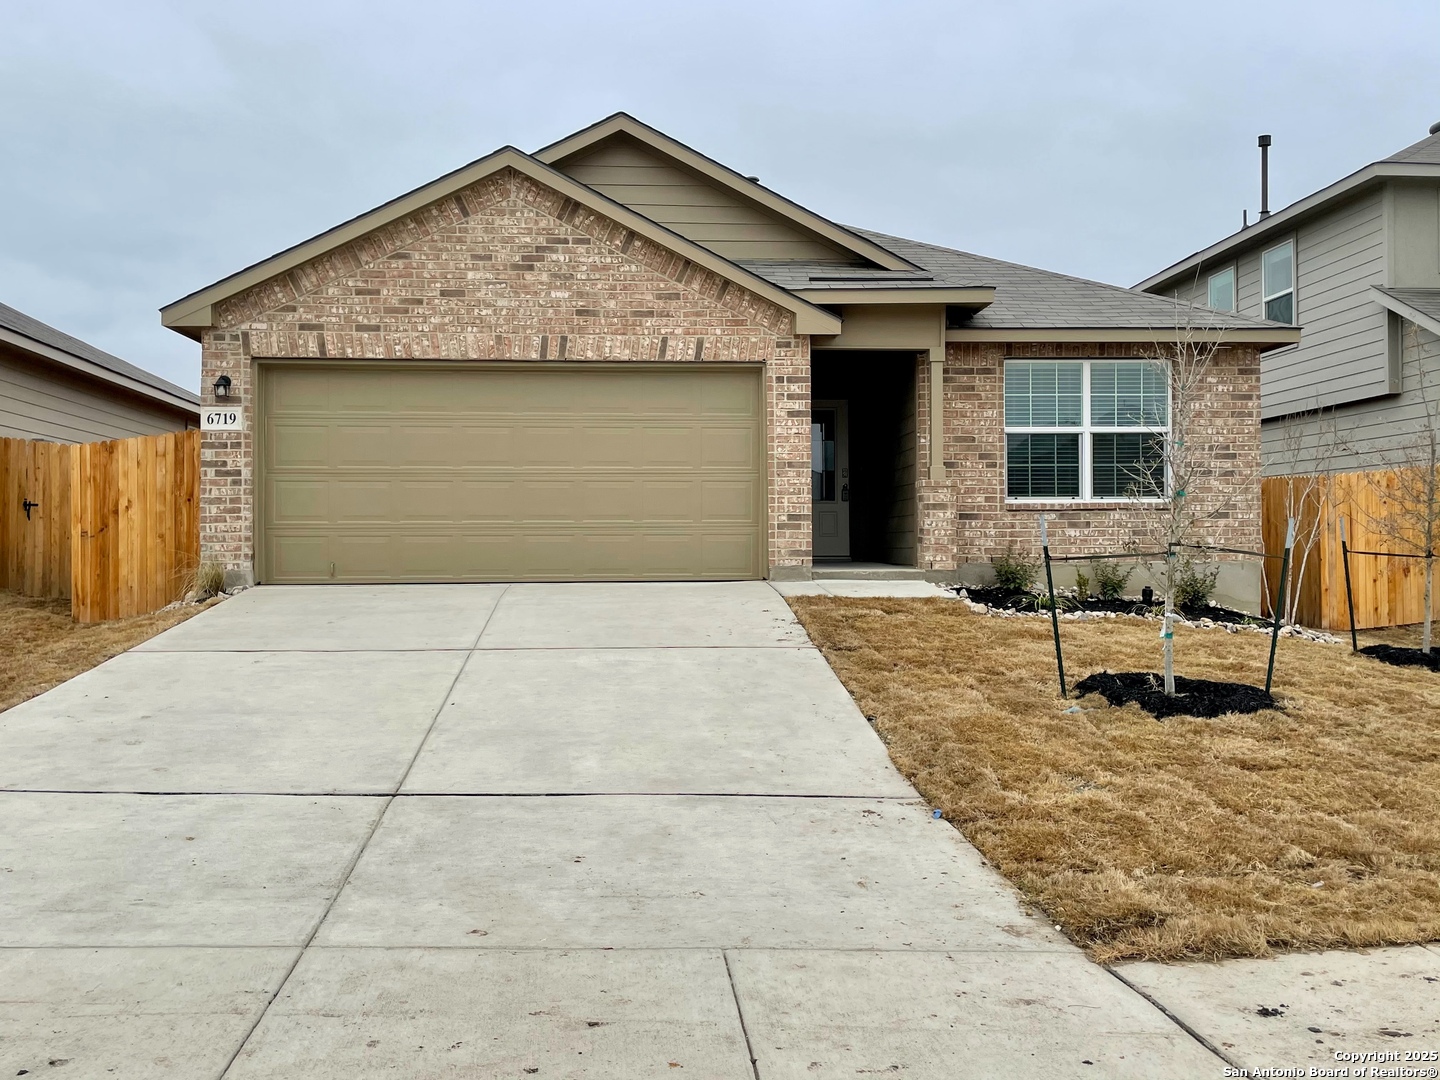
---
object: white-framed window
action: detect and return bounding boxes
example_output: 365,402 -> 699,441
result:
1004,359 -> 1169,502
1262,240 -> 1295,323
1207,266 -> 1236,312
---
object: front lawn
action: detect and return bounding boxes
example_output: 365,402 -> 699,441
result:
789,596 -> 1440,963
0,590 -> 215,713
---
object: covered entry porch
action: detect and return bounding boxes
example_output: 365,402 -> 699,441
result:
810,350 -> 921,572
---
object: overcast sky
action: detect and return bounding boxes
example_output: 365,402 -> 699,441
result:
3,0 -> 1438,391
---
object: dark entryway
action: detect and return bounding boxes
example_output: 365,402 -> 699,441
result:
811,351 -> 918,567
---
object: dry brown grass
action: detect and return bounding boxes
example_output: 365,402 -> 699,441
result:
789,597 -> 1440,963
0,590 -> 215,713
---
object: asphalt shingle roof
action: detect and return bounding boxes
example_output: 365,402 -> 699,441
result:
1382,131 -> 1440,166
743,231 -> 1286,331
0,301 -> 198,404
1376,286 -> 1440,324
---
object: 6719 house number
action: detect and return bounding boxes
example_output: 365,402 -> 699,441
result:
201,409 -> 242,431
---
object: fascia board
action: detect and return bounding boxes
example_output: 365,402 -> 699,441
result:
534,113 -> 920,273
793,287 -> 994,306
1135,162 -> 1440,292
945,326 -> 1303,350
0,326 -> 200,412
161,147 -> 842,338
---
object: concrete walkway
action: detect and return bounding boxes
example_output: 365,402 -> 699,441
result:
0,581 -> 1221,1078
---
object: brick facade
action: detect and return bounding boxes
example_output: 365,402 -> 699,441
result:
196,169 -> 1262,592
198,168 -> 810,581
917,341 -> 1263,572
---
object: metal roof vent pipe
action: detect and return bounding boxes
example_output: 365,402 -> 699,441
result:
1258,134 -> 1273,218
1430,120 -> 1440,136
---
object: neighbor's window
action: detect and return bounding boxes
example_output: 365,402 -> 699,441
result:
1005,360 -> 1168,501
1207,267 -> 1236,312
1262,240 -> 1295,324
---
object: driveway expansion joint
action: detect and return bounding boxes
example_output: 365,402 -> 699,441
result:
723,949 -> 763,1080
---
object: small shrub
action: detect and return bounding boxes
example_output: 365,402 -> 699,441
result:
184,560 -> 227,601
1091,560 -> 1134,601
1074,570 -> 1090,599
991,546 -> 1039,593
1174,559 -> 1221,610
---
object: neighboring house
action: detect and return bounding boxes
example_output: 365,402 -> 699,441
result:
161,113 -> 1294,604
1137,124 -> 1440,476
0,301 -> 199,442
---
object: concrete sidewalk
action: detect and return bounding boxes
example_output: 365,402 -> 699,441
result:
2,581 -> 1221,1078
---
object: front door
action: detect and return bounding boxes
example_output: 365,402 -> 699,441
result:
811,401 -> 850,560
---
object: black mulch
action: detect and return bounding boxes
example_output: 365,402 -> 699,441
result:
1359,644 -> 1440,672
956,585 -> 1261,626
1073,671 -> 1279,720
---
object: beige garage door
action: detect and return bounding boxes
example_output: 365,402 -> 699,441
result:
259,363 -> 764,583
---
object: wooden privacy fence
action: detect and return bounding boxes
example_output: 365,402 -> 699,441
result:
0,431 -> 200,623
1262,466 -> 1440,631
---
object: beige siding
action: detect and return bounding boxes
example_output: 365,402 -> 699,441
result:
558,136 -> 855,263
1263,319 -> 1440,475
0,346 -> 194,443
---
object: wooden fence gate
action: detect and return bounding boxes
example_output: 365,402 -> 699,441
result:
0,431 -> 201,623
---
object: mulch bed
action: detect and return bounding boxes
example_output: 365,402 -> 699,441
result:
1359,643 -> 1440,672
1074,670 -> 1279,719
957,585 -> 1261,626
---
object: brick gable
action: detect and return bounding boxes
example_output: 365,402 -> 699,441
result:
200,168 -> 811,580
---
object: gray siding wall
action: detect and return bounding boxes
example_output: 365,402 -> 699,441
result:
1165,188 -> 1392,419
1261,318 -> 1440,475
1390,181 -> 1440,288
1263,188 -> 1389,416
0,346 -> 194,442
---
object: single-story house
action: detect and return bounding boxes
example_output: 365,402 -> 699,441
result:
161,113 -> 1297,603
1,301 -> 198,442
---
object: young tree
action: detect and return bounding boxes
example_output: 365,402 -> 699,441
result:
1129,306 -> 1265,695
1362,320 -> 1440,654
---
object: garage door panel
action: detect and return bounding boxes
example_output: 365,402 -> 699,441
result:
640,480 -> 699,521
456,480 -> 518,521
261,365 -> 763,583
270,479 -> 331,524
456,427 -> 517,467
394,480 -> 456,522
702,427 -> 758,469
581,426 -> 642,466
268,424 -> 330,468
389,426 -> 460,467
701,480 -> 758,521
331,425 -> 394,467
703,533 -> 759,577
640,427 -> 698,468
270,535 -> 330,578
516,425 -> 579,467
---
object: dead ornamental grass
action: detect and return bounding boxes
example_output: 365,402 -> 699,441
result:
788,596 -> 1440,963
0,590 -> 215,713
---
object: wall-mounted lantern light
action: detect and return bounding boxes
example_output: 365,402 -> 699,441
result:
213,375 -> 232,400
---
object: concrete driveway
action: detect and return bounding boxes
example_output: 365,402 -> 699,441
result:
0,582 -> 1220,1078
